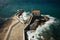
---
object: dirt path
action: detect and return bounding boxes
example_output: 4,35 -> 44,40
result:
0,13 -> 32,40
8,22 -> 25,40
3,15 -> 26,40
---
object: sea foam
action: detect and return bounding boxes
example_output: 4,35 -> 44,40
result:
27,15 -> 56,40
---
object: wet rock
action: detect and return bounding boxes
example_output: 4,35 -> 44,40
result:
30,19 -> 39,30
43,16 -> 49,21
29,16 -> 50,30
32,36 -> 34,38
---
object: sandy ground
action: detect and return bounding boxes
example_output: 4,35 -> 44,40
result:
0,15 -> 26,40
8,21 -> 25,40
0,19 -> 14,40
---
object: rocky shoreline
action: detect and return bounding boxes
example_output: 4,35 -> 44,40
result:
0,9 -> 50,40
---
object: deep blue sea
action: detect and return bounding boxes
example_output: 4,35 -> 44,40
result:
0,0 -> 60,40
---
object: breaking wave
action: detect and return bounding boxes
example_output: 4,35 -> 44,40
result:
26,14 -> 57,40
22,12 -> 29,20
19,11 -> 30,23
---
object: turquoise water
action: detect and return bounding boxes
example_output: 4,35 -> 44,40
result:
0,4 -> 60,18
0,0 -> 60,40
0,0 -> 60,18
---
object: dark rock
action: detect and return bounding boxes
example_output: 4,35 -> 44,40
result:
29,15 -> 50,30
32,36 -> 34,38
16,9 -> 24,17
30,19 -> 39,30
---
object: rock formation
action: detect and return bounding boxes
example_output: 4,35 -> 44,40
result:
0,9 -> 50,40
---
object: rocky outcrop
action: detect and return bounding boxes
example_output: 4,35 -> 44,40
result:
29,16 -> 49,30
0,9 -> 50,40
30,19 -> 40,30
